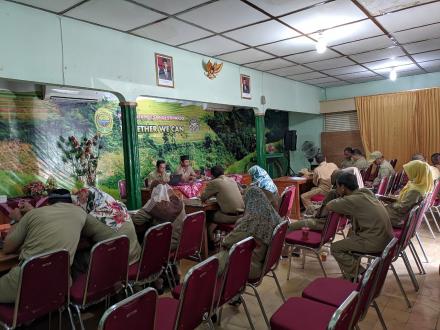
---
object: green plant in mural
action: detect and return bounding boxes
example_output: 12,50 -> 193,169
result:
57,134 -> 103,187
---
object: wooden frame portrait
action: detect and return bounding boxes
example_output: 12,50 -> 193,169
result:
155,53 -> 174,88
240,74 -> 251,99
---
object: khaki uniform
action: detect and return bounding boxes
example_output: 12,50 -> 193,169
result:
430,166 -> 440,181
373,160 -> 395,187
301,161 -> 339,207
174,165 -> 196,182
386,190 -> 423,228
146,170 -> 170,187
341,158 -> 355,169
201,175 -> 245,224
328,189 -> 393,279
353,157 -> 369,171
0,203 -> 86,303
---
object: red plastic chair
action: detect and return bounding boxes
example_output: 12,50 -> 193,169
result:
128,222 -> 172,291
285,212 -> 342,279
70,236 -> 130,329
424,180 -> 440,238
310,193 -> 326,203
362,163 -> 373,182
168,211 -> 205,287
246,221 -> 288,327
375,176 -> 389,196
155,256 -> 219,330
270,291 -> 359,330
278,186 -> 296,220
118,179 -> 127,201
390,159 -> 398,168
0,250 -> 73,330
98,287 -> 157,330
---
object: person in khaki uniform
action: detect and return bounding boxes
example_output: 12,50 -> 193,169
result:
384,160 -> 432,228
301,153 -> 339,208
201,166 -> 244,240
215,186 -> 282,279
146,159 -> 170,187
0,189 -> 86,303
327,173 -> 393,280
367,151 -> 395,188
430,153 -> 440,181
341,147 -> 355,169
174,155 -> 197,182
352,149 -> 369,171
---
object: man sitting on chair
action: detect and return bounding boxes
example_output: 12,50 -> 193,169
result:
0,189 -> 86,303
174,155 -> 197,183
352,149 -> 369,171
300,153 -> 338,208
146,159 -> 170,187
365,151 -> 395,190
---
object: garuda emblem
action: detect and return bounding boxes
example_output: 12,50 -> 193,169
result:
203,60 -> 223,79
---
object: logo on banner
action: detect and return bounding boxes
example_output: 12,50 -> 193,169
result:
189,118 -> 200,132
94,108 -> 114,135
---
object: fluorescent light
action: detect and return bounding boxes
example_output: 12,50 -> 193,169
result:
389,68 -> 397,81
315,33 -> 327,54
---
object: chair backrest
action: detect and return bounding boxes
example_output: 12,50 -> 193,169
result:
12,250 -> 70,327
174,256 -> 219,330
399,205 -> 421,252
173,211 -> 205,262
82,236 -> 130,306
385,173 -> 396,195
118,180 -> 127,200
217,237 -> 256,307
430,180 -> 440,206
376,176 -> 389,196
390,159 -> 397,168
389,171 -> 403,194
372,238 -> 398,300
352,258 -> 381,325
136,222 -> 172,283
362,164 -> 373,182
321,212 -> 342,245
98,287 -> 157,330
278,186 -> 296,219
327,291 -> 359,330
260,220 -> 288,279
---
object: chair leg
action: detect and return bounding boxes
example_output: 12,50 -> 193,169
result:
207,318 -> 215,330
67,306 -> 76,330
58,309 -> 62,330
49,311 -> 52,330
313,250 -> 327,277
271,270 -> 286,302
241,296 -> 255,330
391,264 -> 411,308
287,246 -> 292,280
401,251 -> 419,292
429,208 -> 440,232
247,284 -> 270,327
423,215 -> 436,239
415,232 -> 430,263
372,300 -> 387,330
409,242 -> 426,275
73,305 -> 85,330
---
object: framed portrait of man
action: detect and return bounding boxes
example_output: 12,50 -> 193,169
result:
240,74 -> 251,99
155,53 -> 174,88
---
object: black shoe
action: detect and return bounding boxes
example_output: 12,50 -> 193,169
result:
228,297 -> 242,306
211,313 -> 218,323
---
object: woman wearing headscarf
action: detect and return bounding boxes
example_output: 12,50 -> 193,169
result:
132,183 -> 186,250
385,160 -> 433,228
248,165 -> 280,210
215,186 -> 282,279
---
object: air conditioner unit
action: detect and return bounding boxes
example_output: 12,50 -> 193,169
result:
204,103 -> 233,112
42,85 -> 115,102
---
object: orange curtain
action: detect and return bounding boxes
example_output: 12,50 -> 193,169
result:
416,88 -> 440,162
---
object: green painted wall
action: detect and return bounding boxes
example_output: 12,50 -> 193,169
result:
288,112 -> 324,173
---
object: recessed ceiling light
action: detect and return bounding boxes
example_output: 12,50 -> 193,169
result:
389,68 -> 397,81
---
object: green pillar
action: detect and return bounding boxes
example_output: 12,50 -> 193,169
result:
120,101 -> 141,210
255,113 -> 267,169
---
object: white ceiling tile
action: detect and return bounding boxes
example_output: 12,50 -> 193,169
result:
323,65 -> 369,75
180,35 -> 246,56
132,18 -> 212,45
177,0 -> 267,33
336,70 -> 379,79
246,0 -> 324,16
309,20 -> 382,46
302,77 -> 341,84
289,71 -> 326,80
393,23 -> 440,44
306,57 -> 356,70
412,50 -> 440,62
374,63 -> 419,74
132,0 -> 211,14
224,20 -> 299,46
333,35 -> 394,54
350,46 -> 405,63
284,49 -> 340,64
258,36 -> 316,56
66,0 -> 165,31
404,38 -> 440,54
363,57 -> 414,71
376,2 -> 440,32
269,65 -> 312,76
318,81 -> 350,87
357,0 -> 433,16
245,58 -> 293,71
347,76 -> 384,83
280,0 -> 367,34
218,48 -> 274,64
397,69 -> 426,77
12,0 -> 84,13
419,59 -> 440,72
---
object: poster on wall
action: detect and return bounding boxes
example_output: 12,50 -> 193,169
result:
240,74 -> 251,99
155,53 -> 174,88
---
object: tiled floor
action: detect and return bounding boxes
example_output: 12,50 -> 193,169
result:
26,224 -> 440,329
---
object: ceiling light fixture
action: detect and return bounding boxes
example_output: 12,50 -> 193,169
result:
316,33 -> 327,54
389,68 -> 397,81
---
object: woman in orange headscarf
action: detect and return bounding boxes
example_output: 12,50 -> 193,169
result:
386,160 -> 433,227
